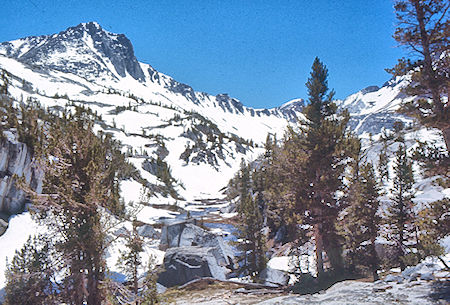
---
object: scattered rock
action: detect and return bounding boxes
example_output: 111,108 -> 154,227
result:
112,226 -> 129,237
0,217 -> 8,236
384,274 -> 403,284
372,285 -> 392,292
137,224 -> 160,239
157,246 -> 228,287
401,263 -> 439,282
420,272 -> 435,281
260,267 -> 289,287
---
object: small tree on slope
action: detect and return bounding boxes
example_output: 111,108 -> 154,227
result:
385,144 -> 415,271
341,162 -> 381,280
236,160 -> 266,278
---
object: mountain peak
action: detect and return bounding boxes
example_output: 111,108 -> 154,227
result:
279,98 -> 305,111
67,22 -> 113,38
79,21 -> 102,28
0,21 -> 145,82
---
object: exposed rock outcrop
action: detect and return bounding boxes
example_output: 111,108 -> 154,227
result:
157,246 -> 228,287
158,221 -> 236,286
0,217 -> 7,236
136,224 -> 160,239
0,131 -> 43,216
160,220 -> 234,268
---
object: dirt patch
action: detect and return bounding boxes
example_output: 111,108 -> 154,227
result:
161,280 -> 288,304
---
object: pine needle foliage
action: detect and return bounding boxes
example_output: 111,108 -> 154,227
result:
389,0 -> 450,151
18,105 -> 131,304
235,160 -> 266,278
341,162 -> 381,280
4,235 -> 58,305
385,144 -> 416,270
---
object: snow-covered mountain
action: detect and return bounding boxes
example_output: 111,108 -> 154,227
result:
338,78 -> 414,137
0,21 -> 446,206
0,22 -> 306,204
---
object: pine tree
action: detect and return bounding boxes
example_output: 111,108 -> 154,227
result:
117,221 -> 144,297
4,236 -> 57,305
416,198 -> 449,265
141,255 -> 160,305
237,194 -> 266,277
22,106 -> 129,304
0,70 -> 9,95
385,144 -> 415,270
265,126 -> 309,243
266,58 -> 354,278
341,163 -> 381,280
389,0 -> 449,151
236,161 -> 266,277
378,139 -> 390,182
302,58 -> 352,276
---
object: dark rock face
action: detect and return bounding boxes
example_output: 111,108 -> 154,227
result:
0,132 -> 43,216
157,246 -> 226,287
160,221 -> 234,268
361,85 -> 380,94
158,221 -> 235,286
168,79 -> 198,104
347,112 -> 411,135
278,99 -> 305,120
0,22 -> 145,82
216,94 -> 243,114
214,93 -> 299,121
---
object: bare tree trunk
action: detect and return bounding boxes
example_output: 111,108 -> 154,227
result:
314,222 -> 324,277
399,227 -> 406,271
412,0 -> 445,116
134,261 -> 139,300
87,271 -> 100,305
370,237 -> 379,281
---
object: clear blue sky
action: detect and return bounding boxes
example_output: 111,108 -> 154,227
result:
1,0 -> 405,108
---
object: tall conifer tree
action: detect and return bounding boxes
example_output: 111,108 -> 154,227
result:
341,163 -> 381,280
23,106 -> 129,304
386,144 -> 415,270
236,161 -> 266,277
389,0 -> 449,151
267,58 -> 354,277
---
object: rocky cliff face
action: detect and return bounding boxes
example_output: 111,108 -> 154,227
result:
0,131 -> 43,216
0,22 -> 145,82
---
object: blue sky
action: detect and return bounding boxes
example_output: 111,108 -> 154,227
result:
1,0 -> 405,108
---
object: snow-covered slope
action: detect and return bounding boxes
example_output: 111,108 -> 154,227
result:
337,77 -> 414,137
0,22 -> 305,203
